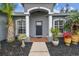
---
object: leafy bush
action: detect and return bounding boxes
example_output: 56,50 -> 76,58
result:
51,27 -> 60,41
18,34 -> 27,41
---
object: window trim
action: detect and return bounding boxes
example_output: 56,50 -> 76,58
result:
15,18 -> 25,36
53,18 -> 66,33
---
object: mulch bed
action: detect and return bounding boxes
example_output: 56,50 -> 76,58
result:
1,38 -> 79,56
46,37 -> 79,56
0,40 -> 32,56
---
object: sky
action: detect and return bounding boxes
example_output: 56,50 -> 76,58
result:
14,3 -> 79,13
53,3 -> 79,13
14,3 -> 24,12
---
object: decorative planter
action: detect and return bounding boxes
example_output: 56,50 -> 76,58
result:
21,39 -> 25,48
52,39 -> 59,46
71,35 -> 79,45
77,32 -> 79,43
64,37 -> 71,46
63,32 -> 72,46
18,34 -> 27,47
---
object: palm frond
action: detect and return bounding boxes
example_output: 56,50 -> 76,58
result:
0,3 -> 16,14
64,10 -> 79,31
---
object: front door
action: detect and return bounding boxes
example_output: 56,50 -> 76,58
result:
36,21 -> 42,36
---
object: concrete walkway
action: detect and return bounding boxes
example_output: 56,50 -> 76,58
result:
29,42 -> 50,56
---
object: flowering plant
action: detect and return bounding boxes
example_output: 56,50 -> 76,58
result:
63,32 -> 71,38
63,32 -> 72,46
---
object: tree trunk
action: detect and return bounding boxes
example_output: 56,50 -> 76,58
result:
7,18 -> 14,42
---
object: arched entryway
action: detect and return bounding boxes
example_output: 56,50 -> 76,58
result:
29,8 -> 49,42
25,7 -> 53,42
29,9 -> 49,37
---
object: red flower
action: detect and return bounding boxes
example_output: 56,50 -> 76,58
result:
63,32 -> 71,38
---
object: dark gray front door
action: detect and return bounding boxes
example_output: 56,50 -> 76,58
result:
36,21 -> 42,35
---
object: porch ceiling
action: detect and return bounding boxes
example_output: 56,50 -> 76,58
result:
30,9 -> 48,14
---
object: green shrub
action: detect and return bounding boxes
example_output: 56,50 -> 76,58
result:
18,34 -> 27,41
51,27 -> 60,41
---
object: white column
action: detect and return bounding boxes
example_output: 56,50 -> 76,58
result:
48,15 -> 52,37
26,15 -> 29,37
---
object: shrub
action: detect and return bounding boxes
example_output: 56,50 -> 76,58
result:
51,27 -> 60,41
18,34 -> 27,41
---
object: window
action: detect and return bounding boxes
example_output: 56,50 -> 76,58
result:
36,21 -> 42,26
53,18 -> 65,33
16,19 -> 26,35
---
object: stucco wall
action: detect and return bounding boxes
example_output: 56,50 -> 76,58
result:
29,11 -> 49,37
23,3 -> 54,12
0,13 -> 7,41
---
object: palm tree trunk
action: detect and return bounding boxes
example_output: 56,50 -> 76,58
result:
7,17 -> 15,42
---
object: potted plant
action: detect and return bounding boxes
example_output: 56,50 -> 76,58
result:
71,30 -> 79,45
63,32 -> 71,46
76,29 -> 79,41
51,27 -> 60,46
63,20 -> 72,46
18,34 -> 27,47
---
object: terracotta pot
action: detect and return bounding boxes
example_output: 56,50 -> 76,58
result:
64,37 -> 71,46
71,35 -> 79,45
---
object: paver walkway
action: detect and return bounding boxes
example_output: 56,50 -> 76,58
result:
29,42 -> 50,56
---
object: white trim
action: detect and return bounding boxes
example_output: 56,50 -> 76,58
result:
53,18 -> 66,28
53,18 -> 66,37
24,7 -> 53,37
49,15 -> 52,37
15,18 -> 25,36
24,7 -> 53,14
26,15 -> 29,37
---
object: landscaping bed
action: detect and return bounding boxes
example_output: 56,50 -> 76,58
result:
46,37 -> 79,56
0,40 -> 32,56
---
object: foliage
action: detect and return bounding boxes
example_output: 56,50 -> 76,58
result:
18,34 -> 27,41
64,11 -> 79,32
74,29 -> 79,35
63,32 -> 71,38
0,3 -> 17,42
0,3 -> 16,24
51,27 -> 60,41
0,3 -> 16,14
